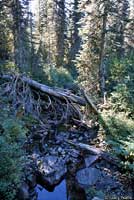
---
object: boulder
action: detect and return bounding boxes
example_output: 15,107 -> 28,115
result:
36,156 -> 67,190
92,197 -> 104,200
76,167 -> 101,187
18,182 -> 29,200
26,174 -> 37,188
85,155 -> 99,167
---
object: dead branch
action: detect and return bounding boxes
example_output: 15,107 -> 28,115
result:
81,89 -> 111,134
65,139 -> 120,166
0,75 -> 86,106
0,74 -> 86,131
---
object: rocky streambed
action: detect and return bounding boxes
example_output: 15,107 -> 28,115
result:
1,75 -> 133,200
18,126 -> 133,200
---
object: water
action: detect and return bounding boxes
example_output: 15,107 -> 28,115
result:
36,180 -> 67,200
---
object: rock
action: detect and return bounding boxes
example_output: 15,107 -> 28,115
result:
76,167 -> 101,187
51,148 -> 58,155
95,172 -> 119,191
70,149 -> 80,158
55,131 -> 69,143
92,197 -> 104,200
36,156 -> 67,189
29,188 -> 37,198
27,174 -> 36,188
32,133 -> 43,140
58,147 -> 62,153
79,136 -> 83,141
18,182 -> 29,200
62,150 -> 66,155
85,155 -> 99,167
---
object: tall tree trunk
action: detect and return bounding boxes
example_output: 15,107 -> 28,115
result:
11,0 -> 29,70
56,0 -> 66,67
68,0 -> 80,65
11,0 -> 22,68
99,2 -> 108,103
115,0 -> 129,58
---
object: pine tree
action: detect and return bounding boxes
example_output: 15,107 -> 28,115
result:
38,0 -> 66,67
66,0 -> 80,68
11,0 -> 31,70
56,0 -> 66,66
76,0 -> 130,101
0,1 -> 13,61
76,0 -> 102,96
125,0 -> 134,54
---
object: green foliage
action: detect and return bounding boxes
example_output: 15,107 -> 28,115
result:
48,66 -> 74,87
0,137 -> 24,200
33,65 -> 74,87
108,56 -> 134,84
110,84 -> 133,114
0,98 -> 27,200
102,110 -> 134,174
0,61 -> 17,74
107,56 -> 134,115
2,118 -> 27,143
86,188 -> 104,199
100,55 -> 134,177
86,187 -> 96,199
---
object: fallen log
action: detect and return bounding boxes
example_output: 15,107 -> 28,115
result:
65,139 -> 120,166
81,89 -> 111,134
0,74 -> 86,106
81,89 -> 98,115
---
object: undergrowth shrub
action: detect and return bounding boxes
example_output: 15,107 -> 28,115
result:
102,110 -> 134,174
32,65 -> 74,87
48,66 -> 74,87
107,56 -> 134,116
100,55 -> 134,177
0,100 -> 27,200
0,136 -> 25,200
0,61 -> 17,74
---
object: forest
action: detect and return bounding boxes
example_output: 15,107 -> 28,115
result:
0,0 -> 134,200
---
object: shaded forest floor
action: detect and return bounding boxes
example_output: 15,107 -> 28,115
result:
0,75 -> 134,200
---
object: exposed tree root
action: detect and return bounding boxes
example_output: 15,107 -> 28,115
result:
0,74 -> 89,136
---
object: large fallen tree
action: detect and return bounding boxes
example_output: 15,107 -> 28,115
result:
0,74 -> 88,129
0,74 -> 116,167
64,139 -> 120,166
0,74 -> 109,133
1,74 -> 86,106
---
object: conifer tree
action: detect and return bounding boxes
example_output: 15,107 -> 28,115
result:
76,0 -> 130,100
38,0 -> 66,67
11,0 -> 32,70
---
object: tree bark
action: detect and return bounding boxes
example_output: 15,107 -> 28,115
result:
0,75 -> 86,106
99,2 -> 108,103
65,139 -> 120,166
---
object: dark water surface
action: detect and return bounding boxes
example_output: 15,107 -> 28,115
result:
36,180 -> 67,200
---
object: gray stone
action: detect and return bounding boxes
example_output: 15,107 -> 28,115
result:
55,131 -> 69,143
27,174 -> 36,188
18,182 -> 29,200
85,155 -> 99,167
37,156 -> 67,187
95,173 -> 119,191
58,147 -> 62,153
70,149 -> 80,158
76,167 -> 101,187
79,136 -> 83,141
29,188 -> 37,198
73,138 -> 77,142
92,197 -> 104,200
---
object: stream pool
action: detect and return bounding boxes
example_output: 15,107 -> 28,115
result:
36,180 -> 67,200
